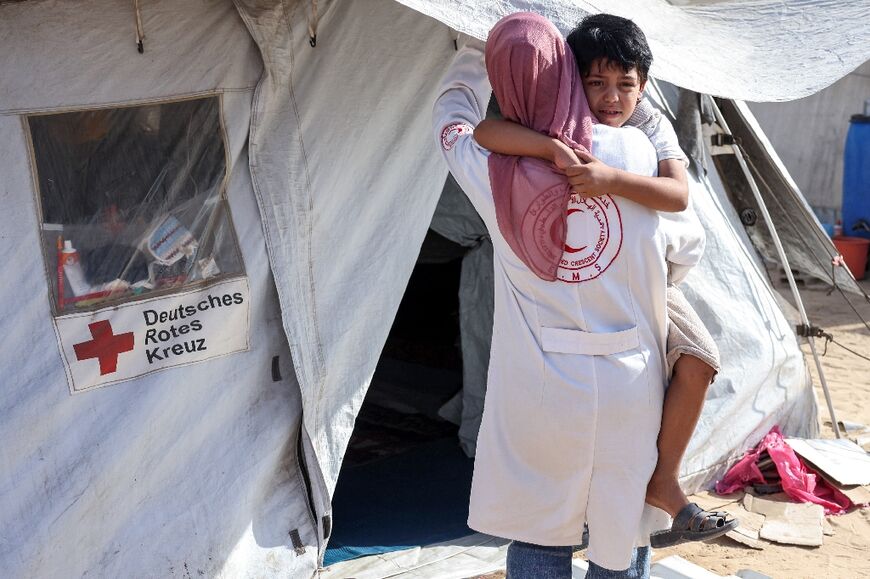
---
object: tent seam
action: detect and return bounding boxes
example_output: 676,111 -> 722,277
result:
0,87 -> 257,117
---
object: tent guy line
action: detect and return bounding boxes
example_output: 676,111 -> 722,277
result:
709,98 -> 842,439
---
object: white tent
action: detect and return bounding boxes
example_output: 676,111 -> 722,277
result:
1,0 -> 867,577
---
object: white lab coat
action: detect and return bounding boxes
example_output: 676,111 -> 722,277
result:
433,42 -> 706,571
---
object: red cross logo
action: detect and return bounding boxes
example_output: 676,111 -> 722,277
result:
73,320 -> 135,375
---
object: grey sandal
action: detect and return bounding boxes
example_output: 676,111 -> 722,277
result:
650,502 -> 738,548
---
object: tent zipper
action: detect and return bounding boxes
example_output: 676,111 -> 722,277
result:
133,0 -> 145,53
295,421 -> 321,554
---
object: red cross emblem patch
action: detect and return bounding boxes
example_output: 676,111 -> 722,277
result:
73,320 -> 135,375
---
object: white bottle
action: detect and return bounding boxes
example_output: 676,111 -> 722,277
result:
62,240 -> 91,296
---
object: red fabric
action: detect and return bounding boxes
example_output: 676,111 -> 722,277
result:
485,13 -> 594,281
715,426 -> 852,515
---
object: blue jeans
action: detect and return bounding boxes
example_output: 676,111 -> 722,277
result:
505,541 -> 650,579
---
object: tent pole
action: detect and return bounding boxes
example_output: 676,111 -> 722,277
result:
710,99 -> 842,439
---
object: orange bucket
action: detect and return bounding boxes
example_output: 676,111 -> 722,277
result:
833,236 -> 870,280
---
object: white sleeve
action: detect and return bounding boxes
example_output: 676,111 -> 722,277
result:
650,116 -> 689,165
627,100 -> 688,165
432,39 -> 497,225
663,200 -> 706,285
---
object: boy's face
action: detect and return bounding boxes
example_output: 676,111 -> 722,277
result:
581,58 -> 646,128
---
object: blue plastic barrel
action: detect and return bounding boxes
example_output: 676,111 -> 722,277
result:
843,114 -> 870,239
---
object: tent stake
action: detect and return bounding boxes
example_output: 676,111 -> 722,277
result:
710,99 -> 842,439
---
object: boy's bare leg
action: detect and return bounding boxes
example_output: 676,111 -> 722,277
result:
645,355 -> 716,517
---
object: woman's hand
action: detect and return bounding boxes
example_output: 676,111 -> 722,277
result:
563,150 -> 618,197
549,140 -> 582,172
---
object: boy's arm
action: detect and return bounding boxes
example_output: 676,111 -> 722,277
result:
475,118 -> 689,212
565,153 -> 689,212
474,118 -> 581,170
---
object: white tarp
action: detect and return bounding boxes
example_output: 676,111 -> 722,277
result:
396,0 -> 870,102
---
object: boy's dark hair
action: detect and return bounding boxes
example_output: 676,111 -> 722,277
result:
566,14 -> 653,83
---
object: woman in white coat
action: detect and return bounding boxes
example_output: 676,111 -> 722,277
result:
433,13 -> 705,578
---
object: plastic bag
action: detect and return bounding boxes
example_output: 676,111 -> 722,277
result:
715,426 -> 852,515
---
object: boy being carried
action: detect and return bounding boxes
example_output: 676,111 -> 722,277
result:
474,14 -> 736,547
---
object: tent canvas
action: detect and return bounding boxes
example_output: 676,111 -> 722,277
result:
1,0 -> 866,577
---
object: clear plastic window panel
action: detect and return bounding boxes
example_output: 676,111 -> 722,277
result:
28,97 -> 244,315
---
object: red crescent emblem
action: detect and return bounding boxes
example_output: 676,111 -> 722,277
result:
564,208 -> 588,253
557,195 -> 623,283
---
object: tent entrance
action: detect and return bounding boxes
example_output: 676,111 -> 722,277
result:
325,230 -> 476,566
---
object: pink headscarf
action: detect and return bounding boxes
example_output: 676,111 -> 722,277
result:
485,12 -> 594,281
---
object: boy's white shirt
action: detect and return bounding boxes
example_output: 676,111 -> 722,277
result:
433,39 -> 705,571
629,98 -> 688,166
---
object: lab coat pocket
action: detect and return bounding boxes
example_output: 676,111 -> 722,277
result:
539,326 -> 655,431
540,326 -> 639,356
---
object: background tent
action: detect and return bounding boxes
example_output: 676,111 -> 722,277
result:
750,60 -> 870,221
1,0 -> 867,577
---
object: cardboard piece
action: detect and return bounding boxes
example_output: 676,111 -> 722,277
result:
813,469 -> 870,506
691,490 -> 743,512
722,506 -> 765,550
742,492 -> 787,514
759,518 -> 823,547
837,483 -> 870,505
785,438 -> 870,486
724,530 -> 764,550
744,493 -> 824,547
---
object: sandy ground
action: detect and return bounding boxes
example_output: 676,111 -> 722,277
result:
654,279 -> 870,578
476,279 -> 870,578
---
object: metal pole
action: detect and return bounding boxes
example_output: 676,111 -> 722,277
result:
710,99 -> 842,439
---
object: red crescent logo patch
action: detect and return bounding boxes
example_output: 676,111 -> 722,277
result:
557,194 -> 623,283
441,122 -> 473,151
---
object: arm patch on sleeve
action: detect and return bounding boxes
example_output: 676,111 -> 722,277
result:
441,122 -> 474,151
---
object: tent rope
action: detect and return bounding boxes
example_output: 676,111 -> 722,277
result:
710,98 -> 843,438
796,324 -> 833,355
832,338 -> 870,363
740,149 -> 870,335
133,0 -> 145,54
737,130 -> 870,368
796,323 -> 870,363
308,0 -> 319,47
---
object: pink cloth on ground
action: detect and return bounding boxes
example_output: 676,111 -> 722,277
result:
485,13 -> 594,281
715,426 -> 852,515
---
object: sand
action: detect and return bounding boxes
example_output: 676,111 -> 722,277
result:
655,279 -> 870,578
